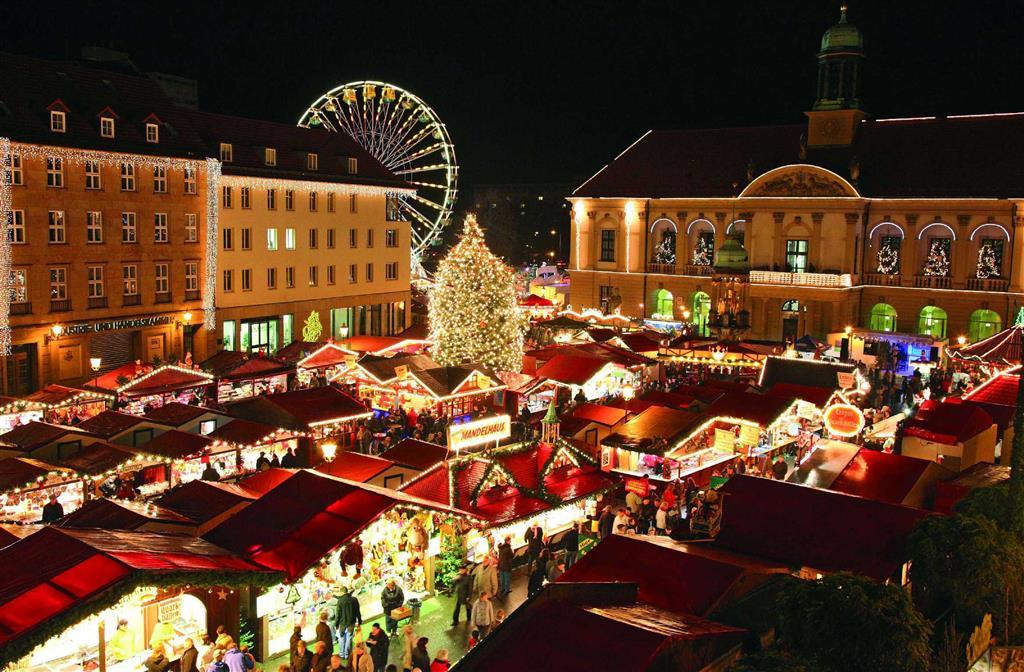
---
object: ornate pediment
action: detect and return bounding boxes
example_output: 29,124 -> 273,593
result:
740,164 -> 859,198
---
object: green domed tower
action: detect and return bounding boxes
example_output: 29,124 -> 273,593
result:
806,3 -> 867,147
709,234 -> 751,339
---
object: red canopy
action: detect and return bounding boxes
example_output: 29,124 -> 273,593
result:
155,480 -> 258,524
951,321 -> 1023,364
903,398 -> 994,445
828,448 -> 951,505
316,451 -> 394,483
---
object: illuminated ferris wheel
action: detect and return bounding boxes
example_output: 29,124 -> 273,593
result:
298,81 -> 458,262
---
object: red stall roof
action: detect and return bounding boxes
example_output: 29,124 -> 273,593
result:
117,365 -> 214,397
963,367 -> 1020,407
275,340 -> 329,365
87,362 -> 153,392
297,343 -> 358,370
228,386 -> 370,430
714,475 -> 932,581
58,441 -> 159,476
0,523 -> 37,549
77,410 -> 150,438
637,391 -> 697,411
57,498 -> 194,531
828,448 -> 952,505
571,403 -> 629,427
0,421 -> 96,453
143,402 -> 224,428
537,355 -> 612,386
903,398 -> 994,445
521,293 -> 555,307
705,392 -> 795,427
138,429 -> 215,460
615,333 -> 662,353
23,384 -> 112,408
208,418 -> 291,446
199,351 -> 293,381
380,438 -> 450,471
603,406 -> 702,454
0,457 -> 67,492
316,451 -> 395,483
156,480 -> 258,523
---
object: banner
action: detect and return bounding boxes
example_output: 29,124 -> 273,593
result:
837,371 -> 856,389
738,424 -> 760,447
448,414 -> 511,451
714,428 -> 736,452
624,476 -> 650,497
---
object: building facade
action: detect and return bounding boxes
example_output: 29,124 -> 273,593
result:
0,53 -> 215,395
568,8 -> 1024,344
186,112 -> 412,354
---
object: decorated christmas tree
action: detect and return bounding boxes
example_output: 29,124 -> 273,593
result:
429,213 -> 527,372
876,239 -> 900,275
976,243 -> 1000,278
922,240 -> 950,277
693,236 -> 712,266
654,231 -> 676,264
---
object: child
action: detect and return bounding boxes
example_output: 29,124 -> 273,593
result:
468,629 -> 480,649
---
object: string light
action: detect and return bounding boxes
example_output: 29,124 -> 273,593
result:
114,364 -> 215,393
0,137 -> 12,355
219,174 -> 414,199
204,158 -> 221,330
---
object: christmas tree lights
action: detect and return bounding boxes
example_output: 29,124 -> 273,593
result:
429,214 -> 527,372
654,230 -> 676,264
976,243 -> 1000,278
693,236 -> 712,266
922,240 -> 950,277
876,238 -> 900,275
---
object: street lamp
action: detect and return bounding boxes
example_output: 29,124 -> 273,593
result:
957,335 -> 967,346
321,441 -> 338,462
182,311 -> 193,324
339,325 -> 350,340
46,323 -> 64,344
90,357 -> 102,372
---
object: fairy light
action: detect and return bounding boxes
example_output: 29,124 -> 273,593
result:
573,201 -> 585,270
220,174 -> 414,199
0,137 -> 12,355
204,158 -> 221,330
114,364 -> 215,393
623,201 -> 637,273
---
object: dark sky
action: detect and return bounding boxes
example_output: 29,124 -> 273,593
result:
4,1 -> 1022,188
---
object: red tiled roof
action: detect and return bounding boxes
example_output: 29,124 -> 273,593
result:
137,430 -> 214,460
497,449 -> 542,491
828,449 -> 950,505
76,410 -> 147,438
964,370 -> 1019,407
380,438 -> 450,471
536,355 -> 610,386
58,441 -> 158,475
714,475 -> 933,581
764,382 -> 836,408
705,392 -> 794,427
297,343 -> 357,370
142,402 -> 222,427
0,422 -> 95,452
903,399 -> 994,445
571,403 -> 629,427
316,451 -> 394,483
544,466 -> 617,502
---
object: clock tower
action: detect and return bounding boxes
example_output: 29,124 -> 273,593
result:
806,3 -> 866,147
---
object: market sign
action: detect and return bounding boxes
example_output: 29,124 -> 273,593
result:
837,371 -> 856,389
738,424 -> 760,447
714,428 -> 736,452
823,403 -> 865,437
64,315 -> 172,336
623,476 -> 650,497
448,414 -> 511,452
796,400 -> 818,420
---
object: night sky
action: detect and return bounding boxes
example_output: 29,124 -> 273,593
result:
4,1 -> 1022,187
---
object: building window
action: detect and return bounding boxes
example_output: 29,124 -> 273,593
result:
154,263 -> 169,295
87,266 -> 104,298
309,192 -> 318,212
154,213 -> 168,243
785,239 -> 809,273
86,211 -> 103,243
267,188 -> 277,210
185,261 -> 198,292
599,285 -> 614,313
153,166 -> 167,193
85,160 -> 102,190
347,157 -> 358,174
222,321 -> 236,351
285,266 -> 295,288
50,267 -> 67,300
5,153 -> 22,185
386,262 -> 398,280
241,227 -> 251,250
366,229 -> 374,248
285,190 -> 294,211
599,230 -> 615,262
869,303 -> 898,333
285,228 -> 296,250
50,110 -> 66,132
309,229 -> 318,249
220,143 -> 233,162
308,265 -> 318,286
121,212 -> 137,243
8,210 -> 25,244
223,269 -> 233,292
365,263 -> 373,282
349,193 -> 358,213
977,239 -> 1004,278
918,305 -> 948,339
185,214 -> 198,242
184,167 -> 197,194
327,264 -> 335,285
48,211 -> 65,243
265,147 -> 276,166
120,163 -> 135,191
267,267 -> 277,289
122,264 -> 138,296
9,269 -> 27,304
307,153 -> 318,170
327,193 -> 335,212
327,228 -> 336,249
146,123 -> 159,143
386,228 -> 398,247
222,186 -> 233,208
100,116 -> 115,138
46,157 -> 64,188
223,228 -> 234,250
348,264 -> 357,284
386,196 -> 401,221
349,228 -> 358,248
241,187 -> 251,209
267,228 -> 278,251
241,268 -> 252,291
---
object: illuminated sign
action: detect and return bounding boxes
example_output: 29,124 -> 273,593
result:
64,315 -> 171,335
824,403 -> 865,437
623,476 -> 649,497
447,414 -> 511,451
715,428 -> 737,452
836,372 -> 856,389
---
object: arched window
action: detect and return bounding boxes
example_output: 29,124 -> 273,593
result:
654,289 -> 674,318
869,303 -> 898,333
918,306 -> 948,339
968,309 -> 1002,342
692,291 -> 711,337
781,300 -> 800,312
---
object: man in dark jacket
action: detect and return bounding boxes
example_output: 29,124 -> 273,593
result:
523,523 -> 544,572
497,536 -> 514,595
563,523 -> 580,569
315,611 -> 333,654
450,566 -> 473,626
310,641 -> 331,672
290,640 -> 312,672
41,495 -> 64,523
179,638 -> 199,672
598,506 -> 615,539
365,624 -> 389,672
330,588 -> 361,661
380,579 -> 404,637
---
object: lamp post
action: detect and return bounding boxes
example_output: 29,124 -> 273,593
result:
178,312 -> 193,362
321,440 -> 338,463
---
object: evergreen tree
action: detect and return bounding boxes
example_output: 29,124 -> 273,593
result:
429,214 -> 527,372
922,240 -> 950,277
876,239 -> 899,274
654,231 -> 676,264
693,236 -> 712,266
976,244 -> 1000,278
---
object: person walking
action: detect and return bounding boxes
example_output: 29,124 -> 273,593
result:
470,591 -> 494,638
598,505 -> 615,539
315,611 -> 333,654
350,643 -> 373,672
380,579 -> 405,637
411,637 -> 431,672
528,560 -> 546,598
401,626 -> 416,672
366,624 -> 390,672
563,523 -> 580,569
330,586 -> 361,661
474,556 -> 499,598
497,537 -> 513,595
450,567 -> 473,626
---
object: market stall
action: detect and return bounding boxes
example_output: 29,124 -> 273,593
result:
600,405 -> 707,483
25,384 -> 114,426
0,396 -> 47,433
92,364 -> 215,415
135,430 -> 232,487
200,351 -> 293,404
207,419 -> 303,473
0,456 -> 85,523
536,354 -> 641,402
295,342 -> 359,387
59,441 -> 170,499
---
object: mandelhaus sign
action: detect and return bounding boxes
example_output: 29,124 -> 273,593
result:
448,414 -> 512,452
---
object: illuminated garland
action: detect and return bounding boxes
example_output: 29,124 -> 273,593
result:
220,174 -> 415,198
0,137 -> 12,355
114,364 -> 215,393
204,158 -> 221,330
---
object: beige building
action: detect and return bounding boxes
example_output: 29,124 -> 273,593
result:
186,112 -> 413,354
568,7 -> 1024,345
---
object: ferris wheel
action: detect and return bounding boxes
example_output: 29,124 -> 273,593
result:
298,81 -> 458,263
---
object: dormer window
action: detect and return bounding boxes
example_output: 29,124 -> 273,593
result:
307,153 -> 318,171
220,143 -> 233,162
347,157 -> 358,174
50,110 -> 66,133
146,123 -> 159,143
265,147 -> 276,166
100,117 -> 115,138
